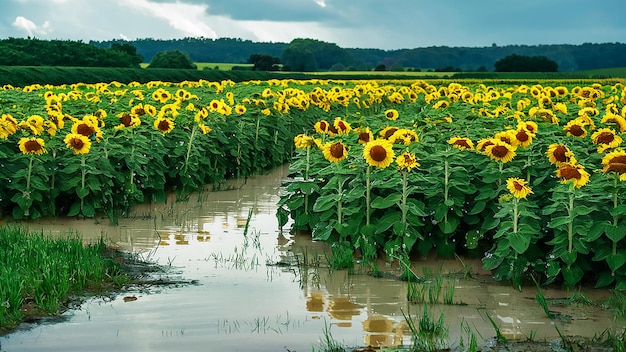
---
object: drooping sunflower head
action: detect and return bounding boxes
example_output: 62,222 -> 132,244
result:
396,151 -> 420,172
476,138 -> 495,152
379,126 -> 400,140
546,144 -> 577,166
384,109 -> 399,121
592,127 -> 623,152
484,140 -> 517,163
154,117 -> 175,134
506,178 -> 533,199
322,141 -> 348,163
389,128 -> 419,145
448,136 -> 474,150
63,132 -> 91,155
314,120 -> 330,134
18,137 -> 46,155
356,128 -> 374,145
563,118 -> 588,138
131,103 -> 147,116
294,134 -> 315,150
601,113 -> 626,133
333,117 -> 352,135
363,139 -> 395,169
556,163 -> 590,188
601,149 -> 626,176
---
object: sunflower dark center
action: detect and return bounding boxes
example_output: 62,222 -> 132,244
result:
516,130 -> 530,142
330,143 -> 345,158
70,138 -> 84,150
492,145 -> 509,158
76,123 -> 94,137
513,181 -> 523,191
560,165 -> 582,180
455,139 -> 471,148
596,132 -> 615,144
120,114 -> 132,127
569,124 -> 585,136
607,163 -> 626,174
24,140 -> 42,152
135,108 -> 146,116
386,111 -> 395,118
337,121 -> 347,131
370,145 -> 388,162
158,120 -> 171,132
358,132 -> 371,143
383,128 -> 398,139
553,146 -> 567,162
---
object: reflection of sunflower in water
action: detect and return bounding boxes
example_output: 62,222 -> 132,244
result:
506,178 -> 533,199
363,139 -> 395,168
154,117 -> 175,134
484,140 -> 517,163
18,137 -> 46,155
63,133 -> 91,154
384,109 -> 399,120
448,136 -> 474,150
563,118 -> 588,138
556,163 -> 590,188
322,141 -> 348,163
546,144 -> 577,166
601,149 -> 626,180
396,151 -> 420,172
592,127 -> 623,152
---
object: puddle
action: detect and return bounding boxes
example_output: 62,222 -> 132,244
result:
1,164 -> 624,351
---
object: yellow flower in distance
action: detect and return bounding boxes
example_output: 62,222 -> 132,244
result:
556,163 -> 590,188
322,141 -> 348,163
18,137 -> 46,155
363,139 -> 395,169
384,109 -> 399,121
396,151 -> 420,172
506,178 -> 533,199
64,133 -> 91,154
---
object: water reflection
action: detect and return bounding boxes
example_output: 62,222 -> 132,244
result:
1,164 -> 624,352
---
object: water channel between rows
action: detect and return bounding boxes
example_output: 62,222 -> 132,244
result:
1,164 -> 623,352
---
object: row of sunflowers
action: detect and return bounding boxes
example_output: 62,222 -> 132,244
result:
275,79 -> 626,290
1,77 -> 626,289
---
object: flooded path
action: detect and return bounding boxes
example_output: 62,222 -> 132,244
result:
1,165 -> 624,351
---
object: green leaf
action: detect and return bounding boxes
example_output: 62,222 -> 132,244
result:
444,198 -> 454,207
312,194 -> 339,212
480,216 -> 500,232
406,198 -> 428,217
609,205 -> 626,217
547,216 -> 571,229
67,202 -> 81,217
468,201 -> 486,215
82,202 -> 95,217
562,265 -> 584,288
560,251 -> 577,266
573,205 -> 595,216
605,224 -> 625,242
312,221 -> 333,241
438,215 -> 460,234
375,212 -> 401,234
606,253 -> 626,273
595,272 -> 615,288
76,187 -> 89,199
509,231 -> 531,254
482,254 -> 504,271
371,193 -> 402,209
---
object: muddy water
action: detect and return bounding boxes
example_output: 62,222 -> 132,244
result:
1,164 -> 624,352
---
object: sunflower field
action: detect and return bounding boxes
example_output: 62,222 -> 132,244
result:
1,78 -> 626,290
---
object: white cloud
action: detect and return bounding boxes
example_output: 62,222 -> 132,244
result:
11,16 -> 49,36
315,0 -> 326,8
119,0 -> 218,39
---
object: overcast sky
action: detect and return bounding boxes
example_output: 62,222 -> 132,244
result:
1,0 -> 625,50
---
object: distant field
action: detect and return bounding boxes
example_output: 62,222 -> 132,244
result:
140,62 -> 253,70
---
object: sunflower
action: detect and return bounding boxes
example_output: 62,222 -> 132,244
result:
601,149 -> 626,179
601,113 -> 626,133
475,138 -> 495,152
314,120 -> 330,134
363,139 -> 395,169
63,133 -> 91,154
235,104 -> 246,115
493,130 -> 519,147
18,137 -> 46,155
261,108 -> 271,116
506,178 -> 533,199
517,120 -> 538,135
379,126 -> 400,140
591,127 -> 623,152
71,117 -> 103,142
513,127 -> 534,148
131,103 -> 148,116
294,134 -> 315,149
20,115 -> 45,135
154,117 -> 175,134
433,100 -> 450,109
389,129 -> 419,145
484,140 -> 517,163
198,123 -> 212,135
152,88 -> 171,104
356,127 -> 374,145
384,109 -> 399,121
546,144 -> 576,166
563,118 -> 588,138
396,151 -> 420,172
322,141 -> 348,163
333,117 -> 351,134
448,136 -> 474,150
556,163 -> 590,188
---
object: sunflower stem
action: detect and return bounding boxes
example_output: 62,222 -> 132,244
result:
337,165 -> 343,226
612,175 -> 619,256
304,146 -> 310,215
444,158 -> 449,223
513,198 -> 519,234
567,189 -> 575,253
183,124 -> 197,176
80,154 -> 87,215
401,170 -> 408,232
26,154 -> 34,194
366,165 -> 371,226
255,114 -> 261,143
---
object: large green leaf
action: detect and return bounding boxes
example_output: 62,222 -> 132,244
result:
606,253 -> 626,273
371,193 -> 402,209
312,194 -> 339,212
509,231 -> 531,254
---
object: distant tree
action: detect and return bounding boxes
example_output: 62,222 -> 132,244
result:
280,38 -> 353,71
494,54 -> 558,72
329,63 -> 346,71
247,53 -> 280,71
374,64 -> 386,71
281,46 -> 316,71
390,63 -> 404,72
109,43 -> 143,67
147,50 -> 197,69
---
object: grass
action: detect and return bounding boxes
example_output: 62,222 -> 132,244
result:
0,224 -> 148,333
